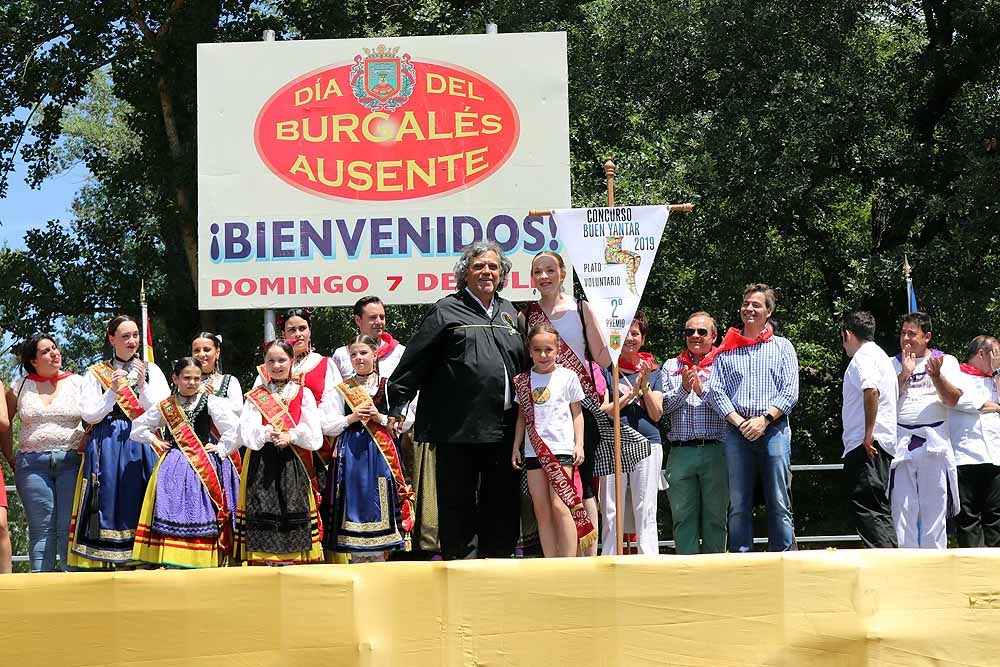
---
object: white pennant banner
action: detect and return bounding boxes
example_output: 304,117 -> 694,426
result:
552,205 -> 669,366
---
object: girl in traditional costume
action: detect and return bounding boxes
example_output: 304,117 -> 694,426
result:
323,335 -> 414,560
273,308 -> 343,440
69,315 -> 170,568
191,332 -> 243,411
236,340 -> 324,565
130,357 -> 241,568
260,309 -> 343,503
511,324 -> 593,557
523,251 -> 650,555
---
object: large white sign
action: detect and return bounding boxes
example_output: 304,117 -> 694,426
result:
553,206 -> 670,365
197,33 -> 570,309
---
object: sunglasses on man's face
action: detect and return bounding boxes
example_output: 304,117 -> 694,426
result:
684,328 -> 710,337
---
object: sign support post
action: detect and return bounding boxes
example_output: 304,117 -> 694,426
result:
603,160 -> 627,555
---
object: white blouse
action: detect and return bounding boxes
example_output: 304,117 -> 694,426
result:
236,382 -> 322,456
12,375 -> 86,453
252,352 -> 344,437
79,359 -> 170,425
131,393 -> 240,456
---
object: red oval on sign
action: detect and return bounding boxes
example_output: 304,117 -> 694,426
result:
254,50 -> 521,202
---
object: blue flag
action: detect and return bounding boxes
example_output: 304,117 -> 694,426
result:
906,277 -> 918,313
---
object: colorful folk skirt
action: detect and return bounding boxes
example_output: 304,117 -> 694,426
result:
67,416 -> 158,568
322,427 -> 405,553
234,445 -> 322,565
133,447 -> 240,568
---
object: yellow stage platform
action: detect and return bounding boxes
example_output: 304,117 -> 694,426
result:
3,549 -> 999,666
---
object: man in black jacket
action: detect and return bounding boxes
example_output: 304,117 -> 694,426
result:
388,241 -> 526,559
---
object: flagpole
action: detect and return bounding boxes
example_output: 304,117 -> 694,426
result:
903,254 -> 916,314
262,28 -> 278,346
604,159 -> 625,557
140,280 -> 151,364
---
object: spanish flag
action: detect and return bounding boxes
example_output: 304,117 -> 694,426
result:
143,315 -> 155,363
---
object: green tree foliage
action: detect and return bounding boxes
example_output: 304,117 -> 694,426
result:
0,0 -> 997,542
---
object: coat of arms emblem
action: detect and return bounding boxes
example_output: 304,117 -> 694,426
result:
350,45 -> 416,112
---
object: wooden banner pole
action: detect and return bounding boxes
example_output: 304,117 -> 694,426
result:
603,159 -> 626,556
528,203 -> 693,217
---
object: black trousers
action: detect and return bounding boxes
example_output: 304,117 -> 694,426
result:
955,463 -> 1000,548
434,422 -> 520,559
844,443 -> 897,548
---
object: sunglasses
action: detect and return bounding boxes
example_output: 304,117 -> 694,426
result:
684,328 -> 710,337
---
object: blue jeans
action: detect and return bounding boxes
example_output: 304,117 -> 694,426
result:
724,422 -> 794,552
14,450 -> 81,572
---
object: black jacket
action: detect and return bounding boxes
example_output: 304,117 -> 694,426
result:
387,290 -> 527,443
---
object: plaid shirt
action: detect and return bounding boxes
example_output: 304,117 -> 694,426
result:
706,335 -> 799,419
662,357 -> 727,441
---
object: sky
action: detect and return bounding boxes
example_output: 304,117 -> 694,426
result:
0,158 -> 87,357
0,159 -> 88,250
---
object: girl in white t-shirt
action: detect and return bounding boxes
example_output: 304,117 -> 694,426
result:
511,323 -> 586,557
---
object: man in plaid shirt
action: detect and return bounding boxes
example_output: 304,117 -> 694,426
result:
707,284 -> 800,552
662,311 -> 728,554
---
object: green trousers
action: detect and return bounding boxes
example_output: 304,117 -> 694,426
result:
665,442 -> 728,554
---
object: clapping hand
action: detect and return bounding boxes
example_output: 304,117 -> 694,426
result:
637,364 -> 652,389
133,359 -> 148,391
111,370 -> 127,395
901,344 -> 917,377
682,367 -> 703,395
681,367 -> 695,392
926,355 -> 943,378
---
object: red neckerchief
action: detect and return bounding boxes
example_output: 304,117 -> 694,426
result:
717,327 -> 773,354
619,352 -> 658,374
377,332 -> 400,360
673,347 -> 718,374
959,363 -> 991,378
27,371 -> 73,385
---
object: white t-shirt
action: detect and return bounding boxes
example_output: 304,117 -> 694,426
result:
841,342 -> 898,457
949,372 -> 1000,466
515,366 -> 584,457
892,352 -> 961,426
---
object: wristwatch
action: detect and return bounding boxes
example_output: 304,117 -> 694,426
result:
764,413 -> 775,424
992,369 -> 1000,378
